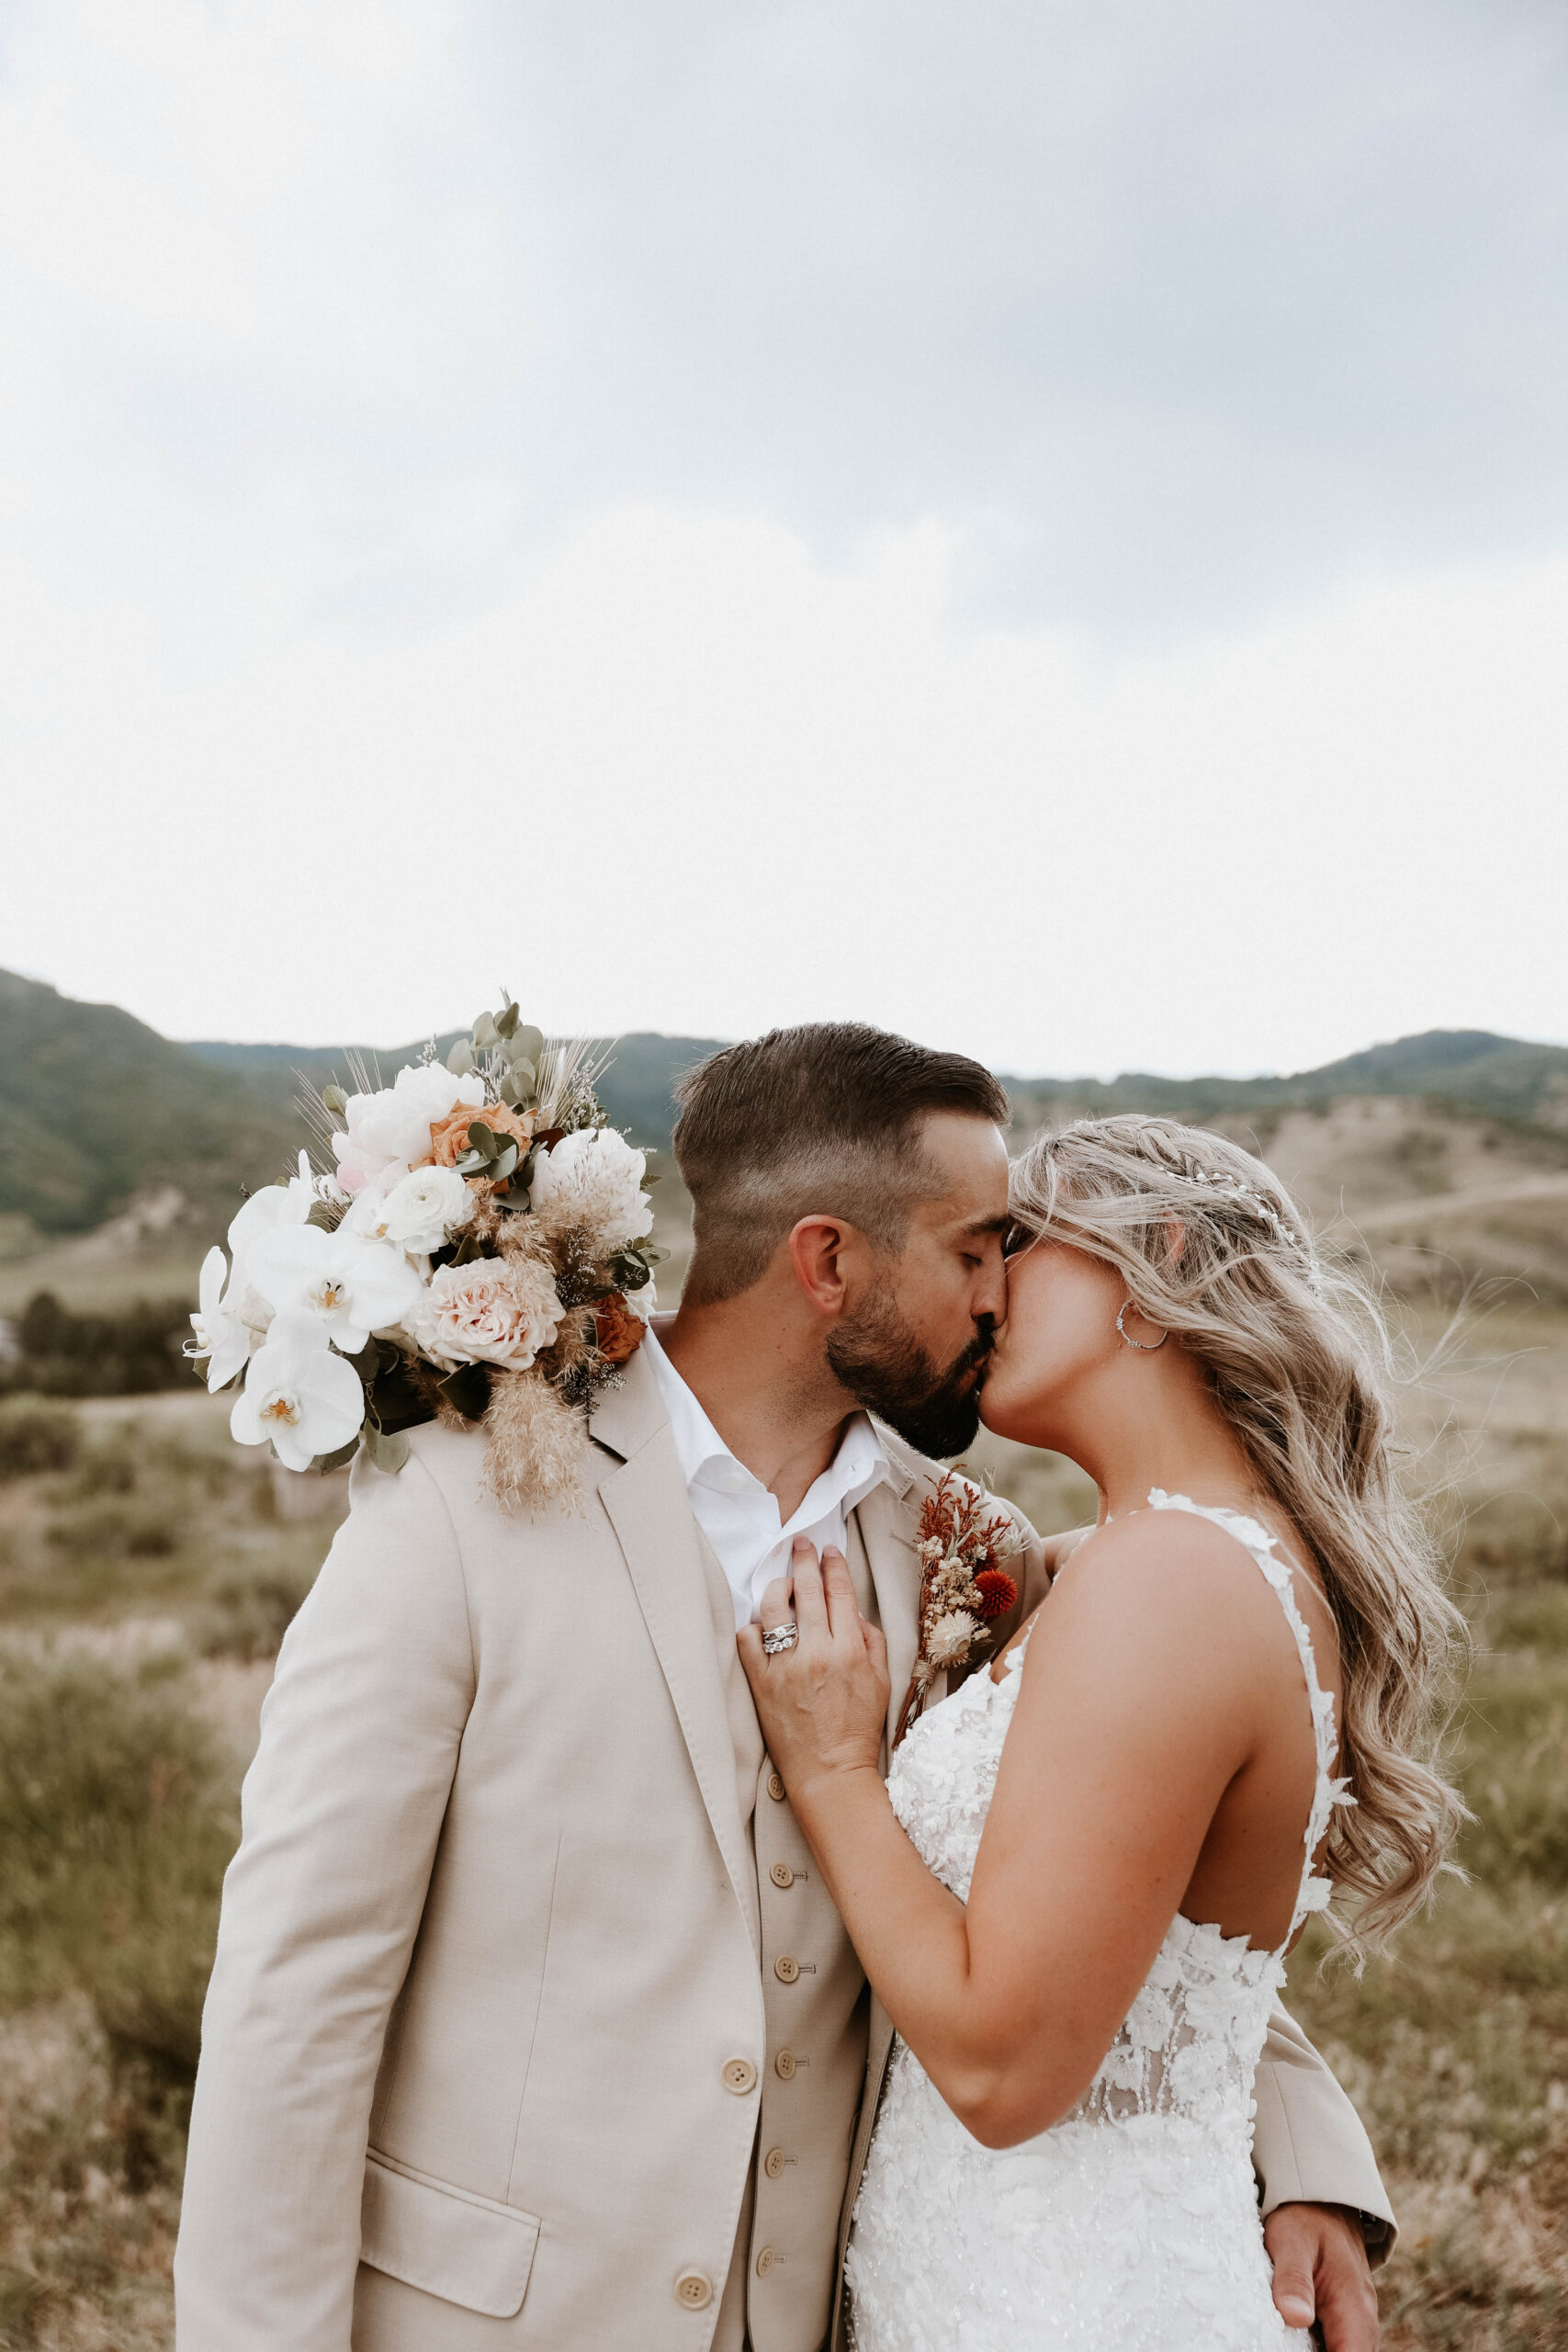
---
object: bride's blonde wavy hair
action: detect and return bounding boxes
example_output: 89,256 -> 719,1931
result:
1009,1114 -> 1467,1960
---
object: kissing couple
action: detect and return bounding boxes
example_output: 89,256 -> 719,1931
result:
176,1023 -> 1461,2349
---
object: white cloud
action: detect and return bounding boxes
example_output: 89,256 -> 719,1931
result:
0,0 -> 1562,1075
3,496 -> 1562,1072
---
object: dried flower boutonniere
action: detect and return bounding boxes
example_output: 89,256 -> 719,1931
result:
894,1471 -> 1022,1746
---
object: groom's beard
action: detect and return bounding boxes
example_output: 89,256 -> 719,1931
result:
825,1286 -> 996,1459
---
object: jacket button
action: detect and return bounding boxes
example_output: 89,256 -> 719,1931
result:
773,1955 -> 800,1984
764,2145 -> 786,2179
770,1862 -> 795,1888
755,2245 -> 777,2278
774,2049 -> 797,2079
767,1770 -> 786,1801
722,2058 -> 758,2095
674,2272 -> 712,2309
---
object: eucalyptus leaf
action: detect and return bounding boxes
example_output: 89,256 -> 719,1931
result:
513,1023 -> 545,1069
472,1012 -> 498,1048
491,1142 -> 519,1180
315,1436 -> 362,1473
498,1072 -> 524,1106
364,1425 -> 409,1474
446,1038 -> 476,1076
321,1083 -> 348,1116
495,1001 -> 520,1040
455,1148 -> 489,1175
507,1054 -> 537,1091
466,1121 -> 499,1159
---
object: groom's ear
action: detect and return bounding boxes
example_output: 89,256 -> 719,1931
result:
787,1215 -> 868,1316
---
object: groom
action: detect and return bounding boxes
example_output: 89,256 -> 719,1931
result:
175,1023 -> 1391,2351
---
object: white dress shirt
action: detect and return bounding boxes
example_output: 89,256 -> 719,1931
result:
642,1328 -> 891,1632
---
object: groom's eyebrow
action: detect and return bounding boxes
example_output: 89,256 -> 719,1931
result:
958,1213 -> 1010,1237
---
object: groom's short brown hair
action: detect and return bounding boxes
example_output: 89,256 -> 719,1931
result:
671,1023 -> 1010,1305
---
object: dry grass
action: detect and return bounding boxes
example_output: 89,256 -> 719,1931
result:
0,1126 -> 1562,2346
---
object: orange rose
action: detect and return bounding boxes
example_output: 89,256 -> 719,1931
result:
594,1292 -> 649,1365
428,1101 -> 536,1169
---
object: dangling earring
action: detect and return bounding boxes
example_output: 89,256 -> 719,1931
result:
1116,1299 -> 1168,1351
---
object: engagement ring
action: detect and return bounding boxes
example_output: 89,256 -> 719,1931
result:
761,1623 -> 799,1656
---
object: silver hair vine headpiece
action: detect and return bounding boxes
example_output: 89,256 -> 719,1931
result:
1167,1160 -> 1325,1293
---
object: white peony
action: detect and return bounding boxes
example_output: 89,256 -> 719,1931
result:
412,1257 -> 565,1372
245,1224 -> 423,1357
528,1127 -> 653,1251
231,1317 -> 367,1472
345,1163 -> 474,1257
333,1063 -> 486,1194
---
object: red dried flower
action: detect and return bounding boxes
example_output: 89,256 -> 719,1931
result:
972,1567 -> 1018,1621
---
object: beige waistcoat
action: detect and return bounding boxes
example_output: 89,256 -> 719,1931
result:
175,1351 -> 1393,2352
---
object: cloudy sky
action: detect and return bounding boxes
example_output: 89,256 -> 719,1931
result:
1,0 -> 1563,1075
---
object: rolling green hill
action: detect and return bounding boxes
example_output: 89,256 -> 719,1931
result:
3,968 -> 1565,1259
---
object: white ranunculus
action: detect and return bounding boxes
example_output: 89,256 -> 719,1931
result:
412,1256 -> 564,1372
347,1164 -> 475,1257
528,1126 -> 653,1251
333,1064 -> 486,1193
245,1224 -> 423,1357
185,1246 -> 254,1390
625,1277 -> 657,1324
231,1318 -> 367,1472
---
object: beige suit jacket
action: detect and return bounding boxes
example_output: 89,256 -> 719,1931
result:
175,1351 -> 1393,2352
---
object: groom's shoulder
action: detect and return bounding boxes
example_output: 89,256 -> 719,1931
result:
869,1425 -> 1040,1544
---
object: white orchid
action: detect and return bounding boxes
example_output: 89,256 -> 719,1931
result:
185,1246 -> 254,1390
244,1224 -> 423,1357
344,1163 -> 475,1257
332,1064 -> 486,1194
528,1126 -> 653,1251
231,1319 -> 367,1472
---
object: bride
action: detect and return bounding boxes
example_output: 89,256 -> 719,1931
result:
741,1115 -> 1463,2350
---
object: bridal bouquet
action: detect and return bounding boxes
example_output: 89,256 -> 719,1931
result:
186,1001 -> 663,1508
894,1472 -> 1021,1745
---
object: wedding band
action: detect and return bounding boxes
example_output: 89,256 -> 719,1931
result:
761,1623 -> 799,1656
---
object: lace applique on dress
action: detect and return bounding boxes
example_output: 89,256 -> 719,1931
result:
846,1492 -> 1350,2352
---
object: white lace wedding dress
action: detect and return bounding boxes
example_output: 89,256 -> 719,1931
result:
846,1491 -> 1348,2351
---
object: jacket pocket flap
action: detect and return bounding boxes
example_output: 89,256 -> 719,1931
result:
360,2152 -> 540,2318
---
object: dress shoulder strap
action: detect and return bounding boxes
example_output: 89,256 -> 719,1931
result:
1146,1489 -> 1352,1942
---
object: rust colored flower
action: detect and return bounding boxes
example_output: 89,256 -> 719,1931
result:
428,1100 -> 535,1169
973,1567 -> 1018,1621
594,1292 -> 648,1365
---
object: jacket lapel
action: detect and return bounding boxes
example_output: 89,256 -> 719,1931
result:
852,1459 -> 947,1747
591,1357 -> 755,1937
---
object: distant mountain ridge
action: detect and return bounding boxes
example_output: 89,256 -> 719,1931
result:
3,967 -> 1565,1241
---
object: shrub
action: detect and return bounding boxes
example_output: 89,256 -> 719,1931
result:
0,1403 -> 79,1479
2,1293 -> 197,1399
0,1651 -> 235,2087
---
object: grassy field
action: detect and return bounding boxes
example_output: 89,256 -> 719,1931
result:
0,1125 -> 1563,2345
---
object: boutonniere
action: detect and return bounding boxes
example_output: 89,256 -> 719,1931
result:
894,1471 -> 1022,1745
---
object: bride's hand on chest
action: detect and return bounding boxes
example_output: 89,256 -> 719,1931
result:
739,1539 -> 891,1806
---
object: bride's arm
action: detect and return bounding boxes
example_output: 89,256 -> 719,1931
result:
741,1523 -> 1274,2151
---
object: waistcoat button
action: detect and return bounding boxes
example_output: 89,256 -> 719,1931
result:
674,2272 -> 712,2309
774,2049 -> 797,2079
770,1862 -> 794,1888
773,1955 -> 800,1984
764,2145 -> 786,2179
767,1770 -> 786,1801
755,2245 -> 777,2278
722,2058 -> 758,2095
